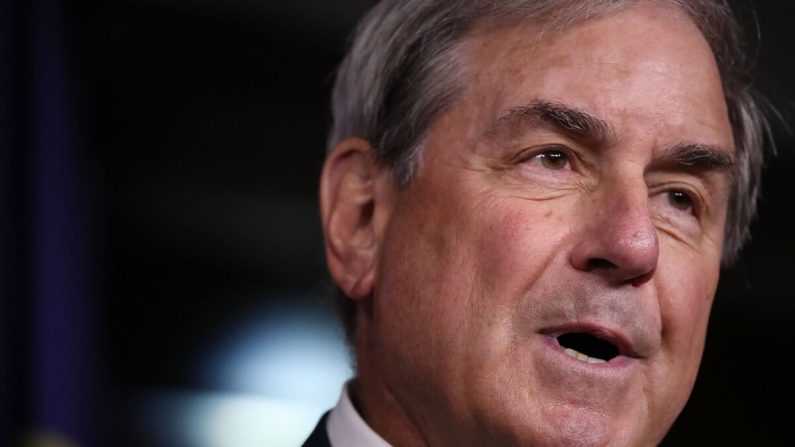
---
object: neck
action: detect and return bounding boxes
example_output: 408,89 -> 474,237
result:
353,314 -> 431,447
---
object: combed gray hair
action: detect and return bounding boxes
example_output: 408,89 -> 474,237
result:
329,0 -> 773,337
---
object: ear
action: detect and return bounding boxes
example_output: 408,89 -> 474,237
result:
320,137 -> 392,300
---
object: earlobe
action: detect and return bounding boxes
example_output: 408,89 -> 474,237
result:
320,138 -> 389,300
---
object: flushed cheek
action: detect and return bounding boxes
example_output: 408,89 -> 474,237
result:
460,200 -> 573,380
472,199 -> 572,301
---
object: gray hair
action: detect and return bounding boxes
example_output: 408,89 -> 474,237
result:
330,0 -> 773,338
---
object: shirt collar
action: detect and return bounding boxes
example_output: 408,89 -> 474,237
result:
326,382 -> 393,447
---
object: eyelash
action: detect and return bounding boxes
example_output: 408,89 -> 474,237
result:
645,181 -> 706,228
515,145 -> 576,170
662,188 -> 703,218
512,146 -> 705,219
667,190 -> 694,212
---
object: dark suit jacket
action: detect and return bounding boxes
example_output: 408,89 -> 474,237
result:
302,411 -> 332,447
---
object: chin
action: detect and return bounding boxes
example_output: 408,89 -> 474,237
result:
473,396 -> 665,447
539,407 -> 646,447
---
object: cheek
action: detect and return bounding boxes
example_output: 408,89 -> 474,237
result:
460,199 -> 576,389
374,191 -> 571,363
474,202 -> 571,301
638,247 -> 720,433
655,247 -> 720,385
370,189 -> 487,383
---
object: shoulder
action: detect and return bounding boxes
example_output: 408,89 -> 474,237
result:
302,411 -> 332,447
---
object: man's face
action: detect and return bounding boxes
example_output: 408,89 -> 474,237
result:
368,3 -> 734,446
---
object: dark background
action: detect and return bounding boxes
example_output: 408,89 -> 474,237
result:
66,0 -> 794,444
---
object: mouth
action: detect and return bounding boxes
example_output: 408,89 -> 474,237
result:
555,332 -> 620,364
541,324 -> 640,366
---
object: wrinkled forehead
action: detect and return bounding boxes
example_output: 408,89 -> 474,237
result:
458,0 -> 721,87
448,1 -> 733,152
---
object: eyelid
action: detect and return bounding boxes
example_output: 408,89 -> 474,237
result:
651,183 -> 705,217
510,144 -> 578,167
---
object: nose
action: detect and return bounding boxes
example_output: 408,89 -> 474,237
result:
569,185 -> 659,286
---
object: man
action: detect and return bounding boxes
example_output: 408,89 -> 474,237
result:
306,0 -> 772,445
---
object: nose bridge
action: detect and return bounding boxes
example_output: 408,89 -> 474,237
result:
570,174 -> 659,285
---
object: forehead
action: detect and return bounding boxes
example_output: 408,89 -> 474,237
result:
446,2 -> 734,153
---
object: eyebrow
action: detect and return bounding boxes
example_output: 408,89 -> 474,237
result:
484,99 -> 735,172
484,99 -> 615,146
660,142 -> 735,171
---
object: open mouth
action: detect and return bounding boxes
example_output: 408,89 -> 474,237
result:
556,332 -> 620,364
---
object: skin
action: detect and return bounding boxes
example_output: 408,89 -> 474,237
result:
321,2 -> 735,446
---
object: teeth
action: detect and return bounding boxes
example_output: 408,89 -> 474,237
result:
563,348 -> 607,364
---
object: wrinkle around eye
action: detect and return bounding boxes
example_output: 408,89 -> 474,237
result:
473,143 -> 591,195
506,192 -> 570,202
502,180 -> 586,202
656,223 -> 701,254
509,145 -> 592,187
646,173 -> 722,217
650,207 -> 701,251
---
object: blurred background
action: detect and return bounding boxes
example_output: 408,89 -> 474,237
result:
1,0 -> 793,446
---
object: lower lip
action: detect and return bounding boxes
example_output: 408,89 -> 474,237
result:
540,334 -> 634,370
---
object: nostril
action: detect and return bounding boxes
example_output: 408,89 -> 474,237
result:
586,258 -> 617,270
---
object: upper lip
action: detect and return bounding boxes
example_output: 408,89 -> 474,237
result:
541,323 -> 644,359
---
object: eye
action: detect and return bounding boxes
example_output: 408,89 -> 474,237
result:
667,190 -> 694,212
533,150 -> 570,170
